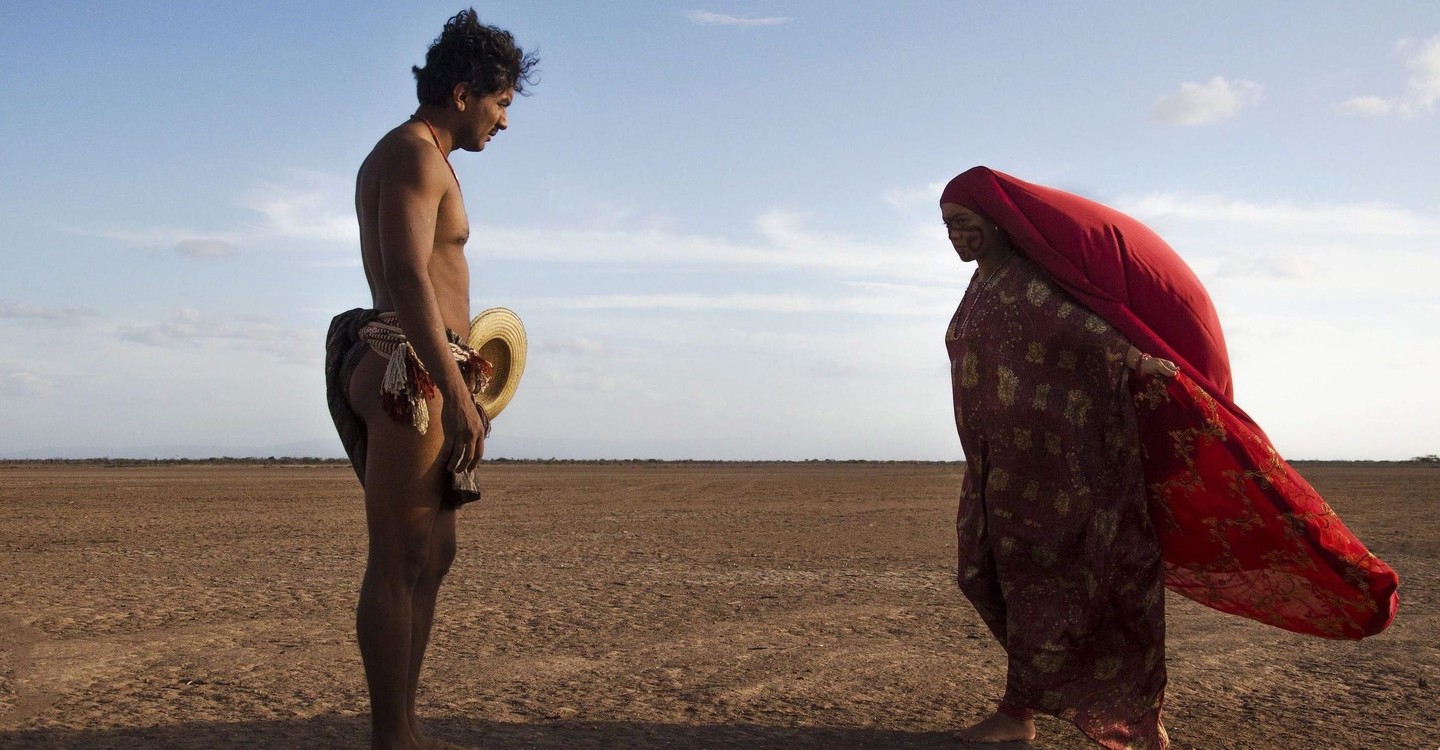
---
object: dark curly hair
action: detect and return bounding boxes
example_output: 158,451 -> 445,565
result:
412,8 -> 538,105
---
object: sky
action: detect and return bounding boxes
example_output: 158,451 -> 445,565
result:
1,1 -> 1437,461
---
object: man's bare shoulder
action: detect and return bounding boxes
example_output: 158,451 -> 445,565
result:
360,123 -> 449,190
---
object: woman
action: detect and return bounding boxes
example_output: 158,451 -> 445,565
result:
939,167 -> 1399,749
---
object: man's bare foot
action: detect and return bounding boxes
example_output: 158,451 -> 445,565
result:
955,711 -> 1037,743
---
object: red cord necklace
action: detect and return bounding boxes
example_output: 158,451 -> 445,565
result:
411,115 -> 461,195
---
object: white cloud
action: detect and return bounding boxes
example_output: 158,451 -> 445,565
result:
174,238 -> 239,260
241,170 -> 356,243
483,209 -> 954,282
0,300 -> 97,322
117,307 -> 314,364
533,282 -> 955,318
685,10 -> 790,26
0,369 -> 53,397
58,223 -> 245,256
537,335 -> 607,356
1400,35 -> 1440,111
60,170 -> 355,258
1112,191 -> 1440,299
1338,95 -> 1394,117
1116,193 -> 1440,238
536,366 -> 620,393
1212,254 -> 1310,280
1151,76 -> 1263,125
882,181 -> 948,212
1341,35 -> 1440,118
545,292 -> 836,313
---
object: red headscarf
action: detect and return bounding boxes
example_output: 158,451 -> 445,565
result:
941,166 -> 1252,428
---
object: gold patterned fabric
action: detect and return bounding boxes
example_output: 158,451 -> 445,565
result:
948,257 -> 1168,749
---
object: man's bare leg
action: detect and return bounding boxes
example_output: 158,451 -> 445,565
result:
406,509 -> 460,749
956,710 -> 1037,743
357,500 -> 440,749
353,356 -> 453,750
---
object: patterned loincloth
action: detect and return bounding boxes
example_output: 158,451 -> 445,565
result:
325,308 -> 493,509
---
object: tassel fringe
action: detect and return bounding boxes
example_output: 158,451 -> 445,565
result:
359,315 -> 489,436
380,343 -> 438,434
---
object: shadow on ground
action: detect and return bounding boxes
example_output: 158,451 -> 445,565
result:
0,716 -> 1031,750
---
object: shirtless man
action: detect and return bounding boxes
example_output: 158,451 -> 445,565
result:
324,10 -> 536,750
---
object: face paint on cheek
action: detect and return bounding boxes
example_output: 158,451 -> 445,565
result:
961,229 -> 984,252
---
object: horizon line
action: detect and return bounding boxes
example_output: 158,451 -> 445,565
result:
2,456 -> 1435,467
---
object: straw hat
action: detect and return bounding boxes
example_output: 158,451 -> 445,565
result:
467,307 -> 528,418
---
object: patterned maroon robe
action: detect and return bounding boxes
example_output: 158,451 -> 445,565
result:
948,255 -> 1168,750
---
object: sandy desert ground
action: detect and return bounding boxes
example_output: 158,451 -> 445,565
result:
0,462 -> 1434,750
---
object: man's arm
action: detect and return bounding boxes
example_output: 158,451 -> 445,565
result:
375,139 -> 485,473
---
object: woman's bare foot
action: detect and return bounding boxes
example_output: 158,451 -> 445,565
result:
955,711 -> 1037,743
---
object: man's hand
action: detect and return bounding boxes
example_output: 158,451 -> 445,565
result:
444,391 -> 485,474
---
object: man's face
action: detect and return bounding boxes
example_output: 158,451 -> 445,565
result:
461,87 -> 514,152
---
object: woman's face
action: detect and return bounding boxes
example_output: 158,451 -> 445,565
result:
940,203 -> 1003,264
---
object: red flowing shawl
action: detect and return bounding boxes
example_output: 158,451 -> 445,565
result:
940,166 -> 1398,639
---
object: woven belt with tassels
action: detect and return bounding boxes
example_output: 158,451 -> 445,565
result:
357,313 -> 493,435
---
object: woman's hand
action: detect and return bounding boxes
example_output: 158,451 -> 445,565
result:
1127,347 -> 1180,379
1138,354 -> 1180,379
